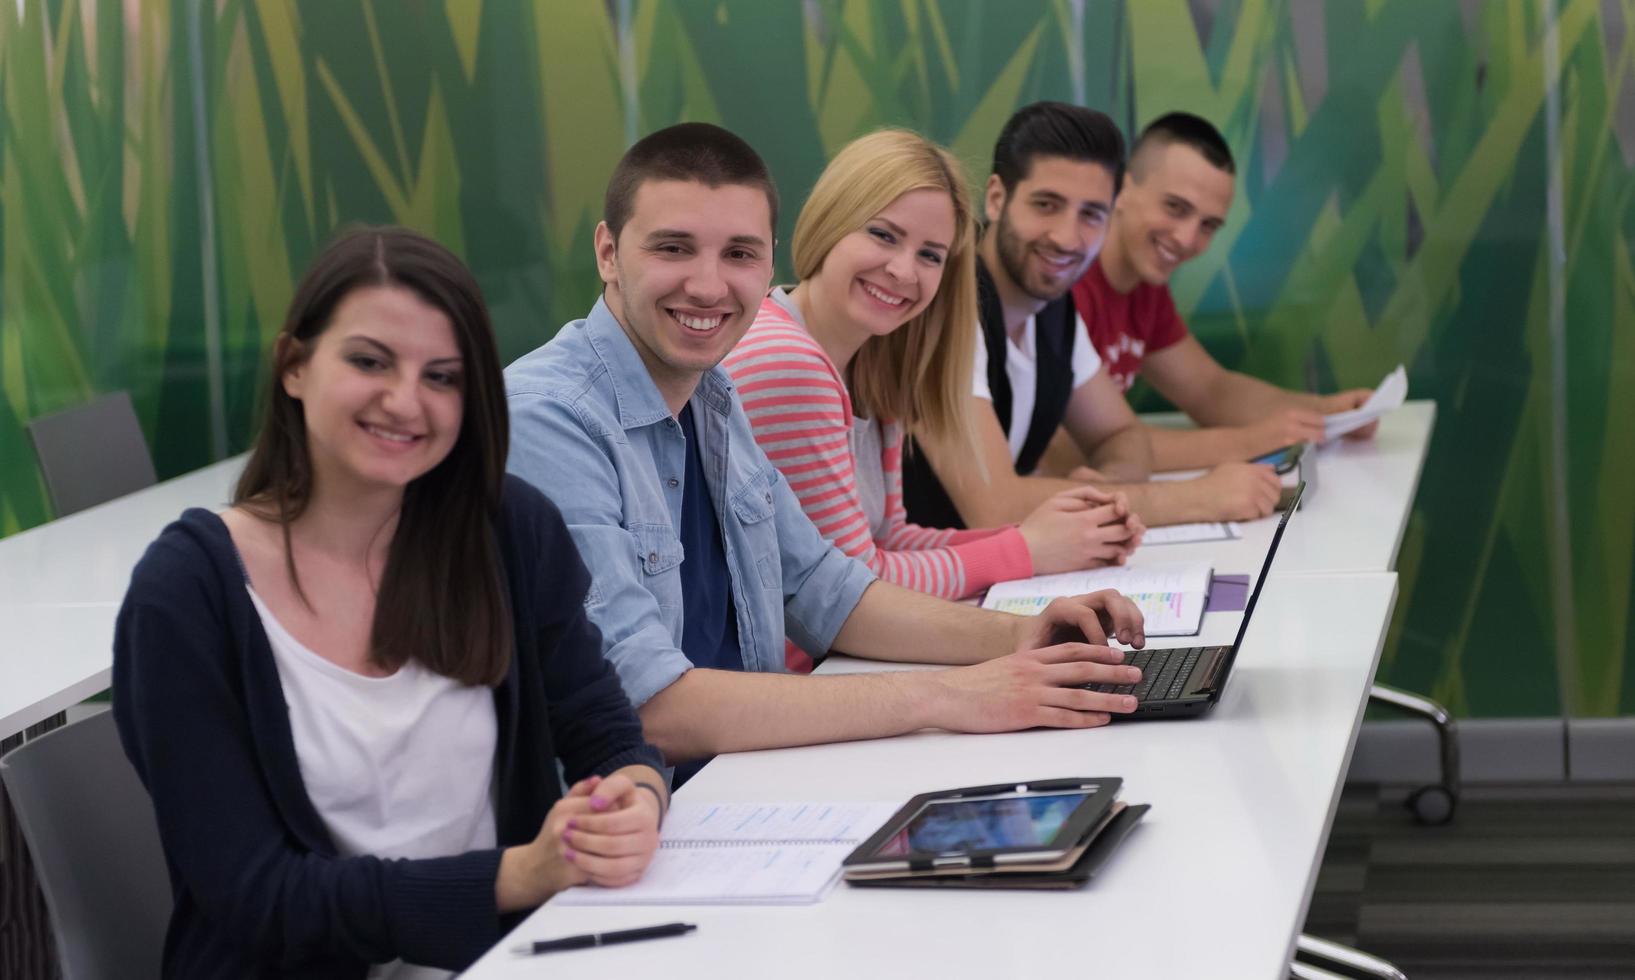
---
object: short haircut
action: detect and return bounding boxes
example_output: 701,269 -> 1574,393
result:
1130,112 -> 1236,178
991,101 -> 1127,193
602,122 -> 779,239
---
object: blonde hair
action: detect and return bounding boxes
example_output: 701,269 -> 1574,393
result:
791,129 -> 979,450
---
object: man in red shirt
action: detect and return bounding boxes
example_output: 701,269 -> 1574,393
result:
1071,113 -> 1377,471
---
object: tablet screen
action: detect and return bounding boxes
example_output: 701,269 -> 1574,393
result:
873,790 -> 1092,856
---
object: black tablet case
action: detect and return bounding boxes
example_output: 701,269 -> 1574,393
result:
845,803 -> 1149,890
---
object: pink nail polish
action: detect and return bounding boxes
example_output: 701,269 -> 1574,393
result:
563,829 -> 574,844
567,819 -> 576,830
591,796 -> 608,811
565,849 -> 577,862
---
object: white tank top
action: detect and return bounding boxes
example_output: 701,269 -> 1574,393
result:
248,586 -> 498,980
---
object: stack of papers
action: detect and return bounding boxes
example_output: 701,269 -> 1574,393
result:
981,562 -> 1213,636
1141,521 -> 1241,545
1324,365 -> 1408,440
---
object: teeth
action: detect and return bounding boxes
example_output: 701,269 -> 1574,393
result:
364,424 -> 415,444
674,312 -> 723,331
862,282 -> 906,306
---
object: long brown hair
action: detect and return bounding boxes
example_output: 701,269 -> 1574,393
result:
790,129 -> 980,453
235,227 -> 513,687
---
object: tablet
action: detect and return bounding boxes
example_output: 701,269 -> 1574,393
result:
842,778 -> 1121,873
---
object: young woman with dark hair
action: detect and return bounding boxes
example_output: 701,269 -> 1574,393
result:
113,227 -> 666,979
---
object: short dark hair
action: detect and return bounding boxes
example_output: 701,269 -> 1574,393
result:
1131,112 -> 1235,177
236,226 -> 513,687
603,122 -> 779,239
991,101 -> 1126,193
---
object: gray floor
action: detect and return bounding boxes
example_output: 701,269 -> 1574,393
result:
1303,783 -> 1635,979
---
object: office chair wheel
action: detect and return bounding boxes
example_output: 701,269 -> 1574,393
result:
1369,683 -> 1460,827
1405,784 -> 1455,826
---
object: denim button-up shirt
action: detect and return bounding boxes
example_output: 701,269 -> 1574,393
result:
504,299 -> 877,708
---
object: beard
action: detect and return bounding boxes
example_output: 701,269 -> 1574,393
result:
994,206 -> 1076,304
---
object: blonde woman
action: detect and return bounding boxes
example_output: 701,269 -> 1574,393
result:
723,129 -> 1141,668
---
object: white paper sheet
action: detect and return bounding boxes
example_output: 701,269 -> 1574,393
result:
549,802 -> 898,907
981,562 -> 1213,636
1140,521 -> 1241,545
1324,364 -> 1408,440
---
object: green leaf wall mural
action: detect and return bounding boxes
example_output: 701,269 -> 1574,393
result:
1,0 -> 1630,718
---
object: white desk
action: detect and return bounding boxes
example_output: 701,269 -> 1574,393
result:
0,456 -> 243,739
1135,401 -> 1435,578
466,573 -> 1398,980
0,603 -> 119,736
0,456 -> 243,606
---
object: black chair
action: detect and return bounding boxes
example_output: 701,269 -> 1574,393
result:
0,710 -> 171,980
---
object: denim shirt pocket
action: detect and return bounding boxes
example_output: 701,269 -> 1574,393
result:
630,523 -> 685,612
729,470 -> 781,590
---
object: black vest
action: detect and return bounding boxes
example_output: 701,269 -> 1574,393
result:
902,260 -> 1078,529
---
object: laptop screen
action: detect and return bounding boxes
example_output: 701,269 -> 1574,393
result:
1224,481 -> 1304,654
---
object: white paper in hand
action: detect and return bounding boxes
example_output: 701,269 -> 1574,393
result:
1324,364 -> 1407,440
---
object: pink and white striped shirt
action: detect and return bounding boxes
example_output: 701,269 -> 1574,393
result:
724,293 -> 1033,608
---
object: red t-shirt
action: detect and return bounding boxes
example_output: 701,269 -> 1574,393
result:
1071,256 -> 1189,392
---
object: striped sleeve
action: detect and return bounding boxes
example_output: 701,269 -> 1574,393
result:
724,299 -> 1033,600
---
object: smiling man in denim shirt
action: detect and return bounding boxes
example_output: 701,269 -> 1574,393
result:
505,123 -> 1147,779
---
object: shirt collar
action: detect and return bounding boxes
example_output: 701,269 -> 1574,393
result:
583,296 -> 736,430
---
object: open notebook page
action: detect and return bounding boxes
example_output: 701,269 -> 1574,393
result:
551,802 -> 898,907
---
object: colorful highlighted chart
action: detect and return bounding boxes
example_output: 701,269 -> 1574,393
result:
981,563 -> 1213,637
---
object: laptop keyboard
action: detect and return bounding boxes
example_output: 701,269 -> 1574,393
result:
1091,647 -> 1206,703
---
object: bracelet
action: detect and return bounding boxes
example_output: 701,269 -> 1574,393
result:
633,780 -> 667,821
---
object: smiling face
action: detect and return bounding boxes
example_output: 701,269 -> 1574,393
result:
595,179 -> 775,408
281,284 -> 465,498
986,155 -> 1115,303
805,187 -> 955,343
1108,141 -> 1235,286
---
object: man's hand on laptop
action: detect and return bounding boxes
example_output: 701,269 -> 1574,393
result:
928,644 -> 1143,732
1013,592 -> 1146,650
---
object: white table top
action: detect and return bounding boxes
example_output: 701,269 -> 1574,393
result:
466,572 -> 1398,980
1134,401 -> 1435,578
0,603 -> 119,736
0,456 -> 244,606
0,456 -> 243,738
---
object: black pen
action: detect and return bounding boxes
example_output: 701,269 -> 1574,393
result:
511,922 -> 698,955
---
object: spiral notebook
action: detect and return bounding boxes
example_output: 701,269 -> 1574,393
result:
550,801 -> 898,906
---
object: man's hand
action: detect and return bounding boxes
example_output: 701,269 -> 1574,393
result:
1238,407 -> 1325,460
1018,487 -> 1144,573
929,643 -> 1144,732
1190,462 -> 1281,521
1012,592 -> 1146,651
1321,389 -> 1379,440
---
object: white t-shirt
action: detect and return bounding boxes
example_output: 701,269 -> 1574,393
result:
971,310 -> 1103,463
249,586 -> 498,980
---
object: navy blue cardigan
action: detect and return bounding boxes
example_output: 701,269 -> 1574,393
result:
112,476 -> 663,979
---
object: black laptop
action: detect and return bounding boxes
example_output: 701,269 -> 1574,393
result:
1095,482 -> 1304,720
